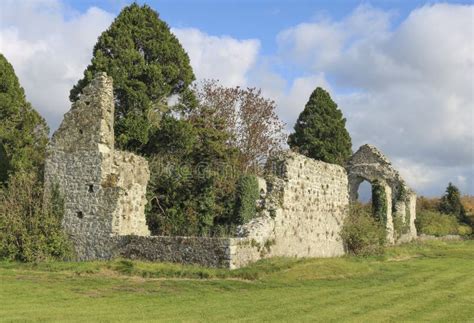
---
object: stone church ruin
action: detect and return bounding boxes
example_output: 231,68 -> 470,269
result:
347,145 -> 417,243
44,73 -> 417,268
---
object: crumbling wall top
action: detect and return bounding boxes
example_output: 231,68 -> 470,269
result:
50,72 -> 114,153
346,144 -> 406,188
347,144 -> 392,167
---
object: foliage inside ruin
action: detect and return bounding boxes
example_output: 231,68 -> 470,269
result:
0,53 -> 49,184
145,113 -> 256,236
70,3 -> 195,152
340,203 -> 386,256
288,87 -> 352,166
234,174 -> 260,225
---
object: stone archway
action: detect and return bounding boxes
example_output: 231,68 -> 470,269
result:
346,145 -> 417,243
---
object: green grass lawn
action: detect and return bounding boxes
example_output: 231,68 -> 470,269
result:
1,240 -> 473,322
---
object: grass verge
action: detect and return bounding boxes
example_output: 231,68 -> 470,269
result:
1,240 -> 473,322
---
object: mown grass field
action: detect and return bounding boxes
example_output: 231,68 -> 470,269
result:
1,240 -> 473,322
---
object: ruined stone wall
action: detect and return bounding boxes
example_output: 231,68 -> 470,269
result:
44,73 -> 150,260
118,236 -> 232,268
44,73 -> 416,268
230,152 -> 350,268
111,151 -> 149,236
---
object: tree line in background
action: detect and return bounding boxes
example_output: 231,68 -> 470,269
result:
416,183 -> 473,237
1,4 -> 470,262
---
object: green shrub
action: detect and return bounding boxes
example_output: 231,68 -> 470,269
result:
145,115 -> 241,236
341,204 -> 386,256
415,210 -> 471,237
0,172 -> 72,261
234,174 -> 260,224
457,225 -> 472,236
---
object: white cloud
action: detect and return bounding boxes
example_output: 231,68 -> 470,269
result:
172,27 -> 260,87
1,1 -> 472,196
277,74 -> 332,131
273,3 -> 474,195
0,0 -> 114,130
276,5 -> 393,71
394,157 -> 473,196
0,1 -> 261,130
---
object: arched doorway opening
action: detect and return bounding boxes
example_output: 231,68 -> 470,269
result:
355,179 -> 372,215
354,179 -> 387,222
357,180 -> 372,203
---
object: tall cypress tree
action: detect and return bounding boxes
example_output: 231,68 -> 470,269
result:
0,54 -> 49,184
288,87 -> 352,166
70,3 -> 195,151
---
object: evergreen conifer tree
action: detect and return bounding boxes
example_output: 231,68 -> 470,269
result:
439,182 -> 466,222
0,54 -> 49,184
70,3 -> 195,151
288,87 -> 352,165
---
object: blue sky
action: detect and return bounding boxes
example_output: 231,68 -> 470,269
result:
60,0 -> 474,98
63,0 -> 472,53
0,0 -> 473,197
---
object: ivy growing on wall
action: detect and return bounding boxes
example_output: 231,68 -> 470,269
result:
371,180 -> 387,225
393,184 -> 411,238
234,174 -> 260,224
397,184 -> 407,201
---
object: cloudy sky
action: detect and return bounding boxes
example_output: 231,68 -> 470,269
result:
0,0 -> 473,197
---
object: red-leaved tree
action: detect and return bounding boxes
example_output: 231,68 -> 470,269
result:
188,80 -> 287,173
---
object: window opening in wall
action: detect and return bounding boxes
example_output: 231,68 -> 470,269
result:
357,180 -> 372,206
88,184 -> 94,193
77,211 -> 84,219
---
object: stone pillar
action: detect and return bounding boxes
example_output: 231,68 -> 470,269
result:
393,200 -> 406,223
348,176 -> 363,202
407,192 -> 417,238
383,183 -> 394,244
